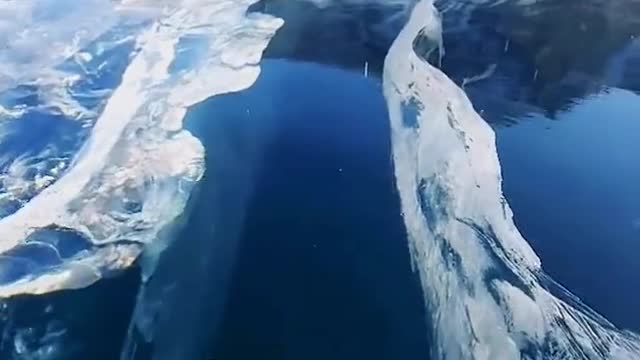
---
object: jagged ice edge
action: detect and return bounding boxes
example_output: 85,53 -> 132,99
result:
0,0 -> 283,297
383,1 -> 640,359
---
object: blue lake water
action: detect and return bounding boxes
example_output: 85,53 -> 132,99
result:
496,88 -> 640,332
149,57 -> 640,357
0,267 -> 139,359
180,59 -> 431,359
0,29 -> 136,220
184,58 -> 640,357
2,42 -> 638,359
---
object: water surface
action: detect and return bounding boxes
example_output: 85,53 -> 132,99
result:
153,58 -> 432,359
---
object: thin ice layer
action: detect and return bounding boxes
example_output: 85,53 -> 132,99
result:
383,1 -> 640,359
0,0 -> 283,297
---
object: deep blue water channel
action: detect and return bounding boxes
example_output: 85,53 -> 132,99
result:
182,59 -> 431,359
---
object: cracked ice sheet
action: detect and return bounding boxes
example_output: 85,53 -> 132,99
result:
384,0 -> 640,359
0,0 -> 283,297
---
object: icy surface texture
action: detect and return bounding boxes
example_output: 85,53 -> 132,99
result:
0,0 -> 282,297
383,1 -> 640,359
